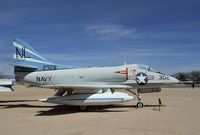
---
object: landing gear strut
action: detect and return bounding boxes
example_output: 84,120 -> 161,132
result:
127,89 -> 144,108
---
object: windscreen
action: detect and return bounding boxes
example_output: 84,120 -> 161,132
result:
137,64 -> 157,72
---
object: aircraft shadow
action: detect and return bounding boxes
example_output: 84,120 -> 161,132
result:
36,105 -> 129,116
0,100 -> 37,103
0,100 -> 166,115
0,99 -> 53,109
36,104 -> 166,116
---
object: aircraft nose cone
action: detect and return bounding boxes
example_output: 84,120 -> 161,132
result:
170,76 -> 180,84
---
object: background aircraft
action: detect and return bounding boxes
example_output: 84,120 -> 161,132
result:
0,79 -> 13,92
13,38 -> 179,110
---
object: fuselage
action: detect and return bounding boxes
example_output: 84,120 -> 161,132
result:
23,64 -> 179,91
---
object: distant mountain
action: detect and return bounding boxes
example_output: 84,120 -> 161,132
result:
171,72 -> 190,78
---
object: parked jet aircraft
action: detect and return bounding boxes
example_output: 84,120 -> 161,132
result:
13,38 -> 179,110
0,79 -> 13,92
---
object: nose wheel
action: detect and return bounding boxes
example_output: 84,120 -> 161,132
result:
137,102 -> 144,108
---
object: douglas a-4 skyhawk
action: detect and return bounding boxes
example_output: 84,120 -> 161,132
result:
13,39 -> 179,110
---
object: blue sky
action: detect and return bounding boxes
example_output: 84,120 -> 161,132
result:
0,0 -> 200,75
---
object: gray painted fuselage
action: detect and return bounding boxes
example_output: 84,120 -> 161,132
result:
23,64 -> 178,93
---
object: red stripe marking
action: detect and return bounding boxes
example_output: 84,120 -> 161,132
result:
114,69 -> 127,74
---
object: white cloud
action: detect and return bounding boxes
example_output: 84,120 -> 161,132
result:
85,25 -> 140,39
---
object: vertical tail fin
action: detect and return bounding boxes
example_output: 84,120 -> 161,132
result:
13,38 -> 75,82
13,38 -> 55,82
13,38 -> 50,66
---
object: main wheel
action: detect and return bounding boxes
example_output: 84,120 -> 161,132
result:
79,106 -> 88,111
137,102 -> 144,108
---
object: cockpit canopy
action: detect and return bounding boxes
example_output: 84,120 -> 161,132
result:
137,64 -> 157,72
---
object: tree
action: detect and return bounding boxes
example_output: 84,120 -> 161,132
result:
177,73 -> 189,81
190,71 -> 200,84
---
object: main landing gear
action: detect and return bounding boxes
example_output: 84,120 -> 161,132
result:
127,89 -> 144,108
79,106 -> 88,111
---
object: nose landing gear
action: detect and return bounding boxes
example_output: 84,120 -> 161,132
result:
127,89 -> 144,108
